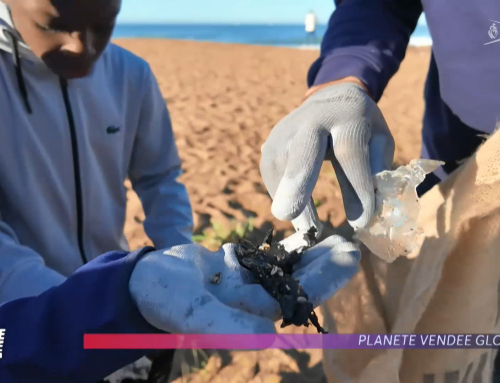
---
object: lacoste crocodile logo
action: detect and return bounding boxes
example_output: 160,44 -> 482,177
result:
106,126 -> 121,134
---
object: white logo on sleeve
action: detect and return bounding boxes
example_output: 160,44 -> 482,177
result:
0,329 -> 5,359
485,20 -> 500,45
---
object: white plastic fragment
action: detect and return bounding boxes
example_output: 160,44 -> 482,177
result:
354,159 -> 445,263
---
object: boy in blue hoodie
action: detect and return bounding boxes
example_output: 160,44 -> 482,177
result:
0,0 -> 195,303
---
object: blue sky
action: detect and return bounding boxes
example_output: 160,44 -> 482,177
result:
117,0 -> 428,26
117,0 -> 335,24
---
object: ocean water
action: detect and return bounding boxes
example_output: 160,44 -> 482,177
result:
113,23 -> 432,48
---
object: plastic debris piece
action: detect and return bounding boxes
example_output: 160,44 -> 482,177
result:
355,159 -> 444,262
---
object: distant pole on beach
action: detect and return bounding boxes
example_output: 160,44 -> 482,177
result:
305,10 -> 317,44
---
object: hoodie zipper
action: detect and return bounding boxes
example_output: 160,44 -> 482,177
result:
59,78 -> 87,265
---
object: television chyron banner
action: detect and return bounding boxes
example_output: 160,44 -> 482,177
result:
83,334 -> 500,350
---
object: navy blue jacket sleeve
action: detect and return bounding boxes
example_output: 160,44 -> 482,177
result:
0,246 -> 164,383
308,0 -> 423,101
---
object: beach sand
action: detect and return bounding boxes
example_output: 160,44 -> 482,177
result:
115,39 -> 431,382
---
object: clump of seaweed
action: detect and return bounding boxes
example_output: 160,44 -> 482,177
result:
235,226 -> 327,333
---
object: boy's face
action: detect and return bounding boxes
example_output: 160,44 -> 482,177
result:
5,0 -> 121,79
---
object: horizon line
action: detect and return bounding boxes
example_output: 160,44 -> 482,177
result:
116,21 -> 329,26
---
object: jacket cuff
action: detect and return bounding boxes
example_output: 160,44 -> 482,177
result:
309,52 -> 389,102
100,246 -> 165,334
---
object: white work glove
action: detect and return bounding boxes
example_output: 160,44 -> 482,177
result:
129,235 -> 360,333
260,82 -> 394,234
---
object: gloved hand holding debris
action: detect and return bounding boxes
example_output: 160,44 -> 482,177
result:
129,234 -> 360,334
260,82 -> 395,233
261,81 -> 445,264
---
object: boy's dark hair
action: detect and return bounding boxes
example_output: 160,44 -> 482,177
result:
4,0 -> 120,79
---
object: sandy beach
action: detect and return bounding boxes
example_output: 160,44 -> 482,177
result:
115,39 -> 432,382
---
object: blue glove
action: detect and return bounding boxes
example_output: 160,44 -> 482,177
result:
129,235 -> 360,333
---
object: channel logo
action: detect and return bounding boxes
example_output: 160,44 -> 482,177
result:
0,329 -> 5,359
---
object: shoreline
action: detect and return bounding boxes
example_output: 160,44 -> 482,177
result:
113,37 -> 432,49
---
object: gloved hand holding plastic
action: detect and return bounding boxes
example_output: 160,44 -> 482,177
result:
260,81 -> 447,264
260,82 -> 395,240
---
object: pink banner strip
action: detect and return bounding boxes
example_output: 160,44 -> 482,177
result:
84,334 -> 331,350
84,334 -> 500,350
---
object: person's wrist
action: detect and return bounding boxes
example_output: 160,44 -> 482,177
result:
127,250 -> 158,316
304,77 -> 371,101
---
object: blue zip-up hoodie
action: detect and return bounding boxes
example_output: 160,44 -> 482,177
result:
0,246 -> 164,383
0,3 -> 193,304
308,0 -> 500,194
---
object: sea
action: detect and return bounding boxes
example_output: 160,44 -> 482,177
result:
112,23 -> 432,48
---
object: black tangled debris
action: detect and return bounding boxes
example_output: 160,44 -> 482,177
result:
235,226 -> 327,334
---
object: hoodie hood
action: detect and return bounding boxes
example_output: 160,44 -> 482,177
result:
0,1 -> 46,113
0,1 -> 40,62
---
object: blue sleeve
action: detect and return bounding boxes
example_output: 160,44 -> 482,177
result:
307,0 -> 423,101
0,246 -> 164,383
128,64 -> 194,249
